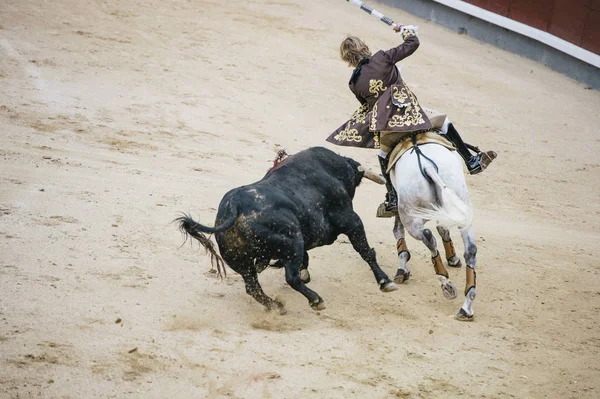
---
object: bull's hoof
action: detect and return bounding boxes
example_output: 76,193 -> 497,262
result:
448,257 -> 462,268
310,298 -> 326,311
380,281 -> 398,292
455,308 -> 474,321
394,269 -> 410,284
300,269 -> 311,284
267,302 -> 287,315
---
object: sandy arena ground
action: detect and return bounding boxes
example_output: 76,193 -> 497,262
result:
1,0 -> 599,398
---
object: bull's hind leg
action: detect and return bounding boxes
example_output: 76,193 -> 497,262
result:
242,270 -> 286,315
344,214 -> 398,292
405,218 -> 457,300
456,227 -> 477,321
282,239 -> 326,310
436,226 -> 462,267
393,216 -> 411,284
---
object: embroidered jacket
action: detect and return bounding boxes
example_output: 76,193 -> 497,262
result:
327,29 -> 432,149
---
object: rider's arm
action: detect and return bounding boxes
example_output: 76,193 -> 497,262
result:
382,26 -> 420,64
354,92 -> 367,105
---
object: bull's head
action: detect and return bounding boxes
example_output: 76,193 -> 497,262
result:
344,157 -> 386,186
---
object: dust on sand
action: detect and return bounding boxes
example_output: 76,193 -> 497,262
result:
1,0 -> 599,398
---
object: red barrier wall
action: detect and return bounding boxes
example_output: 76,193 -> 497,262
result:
462,0 -> 599,55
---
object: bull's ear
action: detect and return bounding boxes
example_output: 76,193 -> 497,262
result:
358,165 -> 385,184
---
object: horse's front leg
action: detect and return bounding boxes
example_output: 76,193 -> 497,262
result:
436,226 -> 462,267
393,215 -> 411,283
406,218 -> 458,300
456,227 -> 477,321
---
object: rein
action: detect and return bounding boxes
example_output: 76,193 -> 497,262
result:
408,133 -> 439,183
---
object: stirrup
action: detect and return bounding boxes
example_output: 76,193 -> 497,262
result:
469,150 -> 497,175
480,150 -> 497,169
376,202 -> 397,218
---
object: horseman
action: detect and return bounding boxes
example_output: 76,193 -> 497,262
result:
326,24 -> 497,217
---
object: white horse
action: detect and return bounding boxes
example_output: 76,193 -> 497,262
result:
390,142 -> 477,320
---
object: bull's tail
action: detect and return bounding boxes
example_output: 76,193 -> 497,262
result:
408,167 -> 473,231
175,212 -> 236,278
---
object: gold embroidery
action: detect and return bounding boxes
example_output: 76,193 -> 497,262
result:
334,124 -> 362,143
392,86 -> 409,105
370,102 -> 378,131
388,84 -> 426,128
351,103 -> 369,125
373,132 -> 380,149
369,79 -> 387,98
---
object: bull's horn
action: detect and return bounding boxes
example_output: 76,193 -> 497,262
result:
358,165 -> 386,185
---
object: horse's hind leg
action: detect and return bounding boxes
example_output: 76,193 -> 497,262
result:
242,269 -> 286,315
456,227 -> 477,321
393,216 -> 411,284
405,218 -> 457,300
436,226 -> 462,268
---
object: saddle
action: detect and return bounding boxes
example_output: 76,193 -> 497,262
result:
386,131 -> 455,173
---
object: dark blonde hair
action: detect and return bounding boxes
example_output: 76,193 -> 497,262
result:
340,36 -> 371,67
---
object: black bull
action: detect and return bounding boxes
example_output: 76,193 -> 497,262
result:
176,147 -> 398,313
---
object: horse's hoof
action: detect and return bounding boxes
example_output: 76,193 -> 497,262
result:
394,269 -> 410,284
441,281 -> 458,300
310,299 -> 326,311
300,269 -> 311,284
448,257 -> 462,268
380,281 -> 398,292
455,308 -> 474,321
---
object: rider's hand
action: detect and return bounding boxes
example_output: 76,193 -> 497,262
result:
393,25 -> 403,33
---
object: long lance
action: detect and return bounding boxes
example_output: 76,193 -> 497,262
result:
346,0 -> 402,29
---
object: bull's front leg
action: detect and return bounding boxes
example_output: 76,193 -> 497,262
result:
345,216 -> 398,293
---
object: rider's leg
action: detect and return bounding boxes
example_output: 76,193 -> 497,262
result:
441,118 -> 497,175
376,149 -> 397,218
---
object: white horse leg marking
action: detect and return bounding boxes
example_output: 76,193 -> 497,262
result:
436,226 -> 462,267
457,227 -> 477,320
393,216 -> 411,283
405,219 -> 457,300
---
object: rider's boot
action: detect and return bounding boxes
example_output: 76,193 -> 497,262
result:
376,155 -> 398,218
445,123 -> 497,175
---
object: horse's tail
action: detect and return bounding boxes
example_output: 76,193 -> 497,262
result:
174,207 -> 237,278
409,167 -> 473,231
